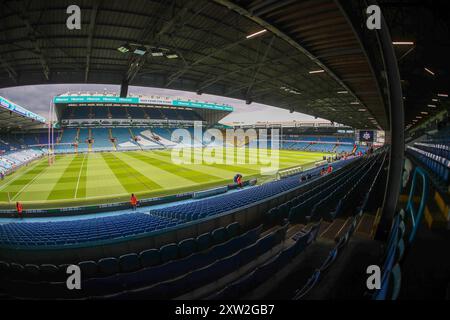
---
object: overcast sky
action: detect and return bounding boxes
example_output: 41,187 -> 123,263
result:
0,84 -> 327,124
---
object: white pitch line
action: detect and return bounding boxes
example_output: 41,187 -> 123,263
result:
10,165 -> 49,202
74,153 -> 87,199
0,160 -> 44,191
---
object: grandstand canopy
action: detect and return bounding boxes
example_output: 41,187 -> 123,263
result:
53,92 -> 233,124
0,96 -> 47,131
0,0 -> 389,130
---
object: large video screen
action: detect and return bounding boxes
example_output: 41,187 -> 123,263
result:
359,130 -> 375,143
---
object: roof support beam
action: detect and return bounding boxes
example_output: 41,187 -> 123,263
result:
3,2 -> 50,80
85,1 -> 100,83
197,52 -> 302,92
246,36 -> 275,99
0,55 -> 18,84
165,38 -> 247,87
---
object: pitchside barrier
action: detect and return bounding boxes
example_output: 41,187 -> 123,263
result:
315,160 -> 329,167
0,160 -> 356,264
0,179 -> 258,218
278,166 -> 303,179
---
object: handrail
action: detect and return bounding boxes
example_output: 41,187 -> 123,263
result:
405,167 -> 429,244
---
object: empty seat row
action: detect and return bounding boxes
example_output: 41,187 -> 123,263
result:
273,157 -> 370,224
407,146 -> 449,184
209,222 -> 322,300
0,222 -> 241,283
151,159 -> 355,222
1,224 -> 264,299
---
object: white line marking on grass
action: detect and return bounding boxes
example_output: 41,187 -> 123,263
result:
74,153 -> 87,199
0,160 -> 44,191
10,166 -> 49,201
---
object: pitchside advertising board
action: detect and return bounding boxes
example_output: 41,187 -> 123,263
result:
53,96 -> 234,112
359,130 -> 375,143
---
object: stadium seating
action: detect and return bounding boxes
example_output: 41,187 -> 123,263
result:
127,107 -> 146,119
0,223 -> 263,298
209,222 -> 321,299
55,128 -> 78,153
146,108 -> 165,119
406,143 -> 449,186
132,128 -> 163,150
292,152 -> 388,300
112,128 -> 139,150
71,107 -> 90,119
0,213 -> 181,247
78,128 -> 90,152
150,158 -> 355,222
281,136 -> 357,154
0,148 -> 46,173
109,107 -> 127,119
92,107 -> 109,119
0,151 -> 388,300
91,128 -> 114,151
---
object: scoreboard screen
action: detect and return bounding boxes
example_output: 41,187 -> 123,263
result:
359,130 -> 375,143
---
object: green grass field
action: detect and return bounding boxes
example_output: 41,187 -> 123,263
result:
0,149 -> 329,209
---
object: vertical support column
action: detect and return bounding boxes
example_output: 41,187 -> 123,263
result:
372,1 -> 405,240
48,99 -> 52,165
120,79 -> 129,98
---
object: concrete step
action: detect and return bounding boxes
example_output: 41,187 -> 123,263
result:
424,200 -> 448,230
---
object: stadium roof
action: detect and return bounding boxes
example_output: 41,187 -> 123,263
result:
0,0 -> 389,129
0,96 -> 47,131
53,92 -> 234,112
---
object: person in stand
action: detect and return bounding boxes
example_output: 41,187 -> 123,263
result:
327,165 -> 333,174
307,173 -> 312,180
16,202 -> 23,219
0,171 -> 4,180
320,168 -> 326,176
236,174 -> 243,189
130,193 -> 138,211
300,175 -> 307,182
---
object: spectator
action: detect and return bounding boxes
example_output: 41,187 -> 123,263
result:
130,193 -> 138,211
16,202 -> 23,219
327,165 -> 333,174
307,173 -> 312,180
236,174 -> 243,189
300,175 -> 306,182
320,168 -> 326,176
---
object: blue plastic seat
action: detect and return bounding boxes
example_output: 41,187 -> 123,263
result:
119,253 -> 140,273
212,227 -> 227,245
98,257 -> 120,276
160,243 -> 178,263
178,238 -> 196,258
226,222 -> 240,239
78,261 -> 98,278
196,233 -> 211,252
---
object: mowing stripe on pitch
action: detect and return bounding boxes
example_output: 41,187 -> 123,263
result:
46,155 -> 84,200
74,153 -> 87,198
10,162 -> 52,201
101,153 -> 163,193
0,158 -> 46,191
126,151 -> 219,184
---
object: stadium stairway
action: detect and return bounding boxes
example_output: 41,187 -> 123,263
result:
258,151 -> 388,300
129,128 -> 143,151
108,128 -> 117,150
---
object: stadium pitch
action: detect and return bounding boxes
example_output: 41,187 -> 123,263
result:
0,149 -> 330,209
